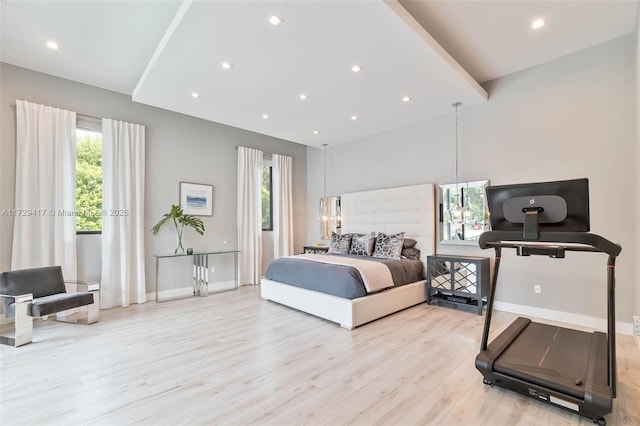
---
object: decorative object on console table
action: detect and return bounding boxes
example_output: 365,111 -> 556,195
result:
426,255 -> 489,315
151,204 -> 205,254
303,245 -> 329,254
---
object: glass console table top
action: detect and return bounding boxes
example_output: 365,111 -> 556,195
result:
154,249 -> 240,258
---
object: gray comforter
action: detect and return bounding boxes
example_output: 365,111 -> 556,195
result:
264,254 -> 425,299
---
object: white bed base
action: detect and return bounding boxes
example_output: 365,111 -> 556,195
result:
261,183 -> 435,329
261,278 -> 428,330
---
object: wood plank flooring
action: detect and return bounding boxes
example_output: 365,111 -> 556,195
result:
1,285 -> 639,425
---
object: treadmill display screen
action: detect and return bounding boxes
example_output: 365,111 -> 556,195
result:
486,178 -> 590,233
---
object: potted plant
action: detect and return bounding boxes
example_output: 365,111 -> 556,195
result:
151,204 -> 205,254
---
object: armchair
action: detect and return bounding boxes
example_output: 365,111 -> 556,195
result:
0,266 -> 100,347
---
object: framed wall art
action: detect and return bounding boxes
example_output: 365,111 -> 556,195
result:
180,182 -> 213,216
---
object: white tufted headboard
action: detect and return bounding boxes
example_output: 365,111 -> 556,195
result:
340,183 -> 435,264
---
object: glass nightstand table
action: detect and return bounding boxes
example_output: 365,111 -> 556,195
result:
426,255 -> 490,315
302,245 -> 329,254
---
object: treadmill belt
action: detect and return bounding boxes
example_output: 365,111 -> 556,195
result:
494,322 -> 596,399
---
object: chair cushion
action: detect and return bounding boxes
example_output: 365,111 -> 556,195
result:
5,292 -> 94,318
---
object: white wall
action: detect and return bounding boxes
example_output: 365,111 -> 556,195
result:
635,8 -> 640,323
0,63 -> 307,293
307,35 -> 637,323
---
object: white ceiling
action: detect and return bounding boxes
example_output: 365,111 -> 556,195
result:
1,0 -> 637,148
399,0 -> 639,84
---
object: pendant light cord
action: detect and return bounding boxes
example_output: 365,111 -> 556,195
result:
322,143 -> 328,198
453,102 -> 461,199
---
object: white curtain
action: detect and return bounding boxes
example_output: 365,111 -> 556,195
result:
101,119 -> 146,308
272,154 -> 293,257
237,146 -> 263,285
11,100 -> 77,280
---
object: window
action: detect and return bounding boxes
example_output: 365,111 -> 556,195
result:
76,128 -> 103,233
262,164 -> 273,231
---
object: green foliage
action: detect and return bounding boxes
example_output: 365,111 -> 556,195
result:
464,186 -> 487,222
76,132 -> 102,231
262,165 -> 272,230
152,204 -> 205,254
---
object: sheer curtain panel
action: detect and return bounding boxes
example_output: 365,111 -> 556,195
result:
272,154 -> 293,257
11,100 -> 77,280
101,119 -> 146,308
237,147 -> 263,285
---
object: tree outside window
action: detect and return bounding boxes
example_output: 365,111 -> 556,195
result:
76,129 -> 102,232
262,165 -> 273,231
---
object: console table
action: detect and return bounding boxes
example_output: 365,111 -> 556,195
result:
426,254 -> 490,315
154,250 -> 240,302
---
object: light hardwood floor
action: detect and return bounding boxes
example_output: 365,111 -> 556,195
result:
1,285 -> 639,426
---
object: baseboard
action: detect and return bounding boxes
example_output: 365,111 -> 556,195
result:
148,280 -> 237,301
494,301 -> 634,335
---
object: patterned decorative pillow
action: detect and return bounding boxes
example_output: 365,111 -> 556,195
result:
328,232 -> 351,254
349,232 -> 376,256
342,233 -> 364,240
373,232 -> 405,259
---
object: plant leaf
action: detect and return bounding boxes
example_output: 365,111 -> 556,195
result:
179,214 -> 205,235
151,204 -> 205,236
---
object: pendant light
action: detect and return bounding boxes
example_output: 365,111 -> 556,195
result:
459,103 -> 474,224
320,144 -> 331,239
462,196 -> 475,224
449,102 -> 463,224
449,102 -> 475,230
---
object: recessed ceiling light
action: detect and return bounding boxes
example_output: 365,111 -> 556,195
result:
268,15 -> 283,26
351,65 -> 362,73
221,62 -> 233,70
531,17 -> 546,30
262,114 -> 269,119
299,93 -> 308,100
313,130 -> 319,135
351,115 -> 358,121
191,92 -> 200,98
46,40 -> 59,50
402,96 -> 412,102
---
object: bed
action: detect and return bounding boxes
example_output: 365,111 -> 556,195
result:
261,183 -> 435,329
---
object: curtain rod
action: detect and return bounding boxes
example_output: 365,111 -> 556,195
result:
10,102 -> 101,121
236,145 -> 292,158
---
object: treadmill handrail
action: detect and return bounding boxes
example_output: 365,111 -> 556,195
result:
479,231 -> 621,257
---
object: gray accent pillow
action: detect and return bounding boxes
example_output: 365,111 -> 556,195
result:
401,247 -> 421,261
373,232 -> 405,259
328,232 -> 351,254
403,238 -> 418,248
349,232 -> 375,256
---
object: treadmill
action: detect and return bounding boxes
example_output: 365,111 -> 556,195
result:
475,179 -> 621,426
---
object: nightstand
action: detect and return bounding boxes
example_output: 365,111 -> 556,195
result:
303,245 -> 329,254
426,255 -> 490,315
